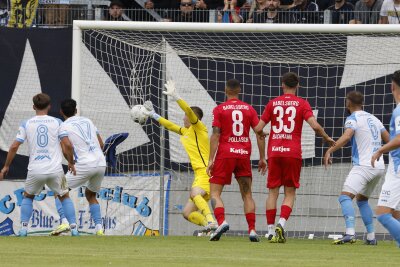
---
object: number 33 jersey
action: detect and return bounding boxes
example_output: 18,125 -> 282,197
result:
212,98 -> 259,159
16,115 -> 66,175
261,94 -> 314,160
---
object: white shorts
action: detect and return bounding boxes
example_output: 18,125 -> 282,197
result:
342,166 -> 384,197
378,170 -> 400,209
66,166 -> 106,193
25,171 -> 68,196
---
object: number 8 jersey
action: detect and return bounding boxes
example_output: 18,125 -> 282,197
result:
261,94 -> 314,159
16,115 -> 66,175
212,98 -> 259,159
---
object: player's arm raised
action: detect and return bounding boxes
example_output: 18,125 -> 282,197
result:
163,80 -> 200,126
306,116 -> 335,147
0,140 -> 22,180
323,128 -> 354,169
142,100 -> 187,135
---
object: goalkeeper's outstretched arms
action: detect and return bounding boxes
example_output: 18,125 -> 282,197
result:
163,80 -> 200,125
142,100 -> 186,135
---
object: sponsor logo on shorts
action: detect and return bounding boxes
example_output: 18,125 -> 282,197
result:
230,148 -> 249,155
271,146 -> 291,152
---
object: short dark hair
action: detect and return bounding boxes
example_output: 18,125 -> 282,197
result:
61,98 -> 77,118
392,70 -> 400,87
110,0 -> 124,8
346,91 -> 364,106
282,72 -> 299,88
33,93 -> 51,110
226,79 -> 241,91
191,106 -> 203,120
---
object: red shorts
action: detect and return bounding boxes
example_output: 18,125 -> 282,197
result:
267,157 -> 302,189
209,158 -> 252,185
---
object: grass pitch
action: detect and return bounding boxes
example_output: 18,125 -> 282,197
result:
1,236 -> 399,267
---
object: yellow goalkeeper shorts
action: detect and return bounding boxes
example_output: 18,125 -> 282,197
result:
191,167 -> 210,201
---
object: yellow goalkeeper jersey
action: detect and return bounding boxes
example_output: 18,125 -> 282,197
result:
158,99 -> 209,171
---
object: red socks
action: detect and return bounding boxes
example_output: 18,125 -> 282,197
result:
266,209 -> 277,225
214,207 -> 225,226
245,212 -> 256,233
280,205 -> 292,220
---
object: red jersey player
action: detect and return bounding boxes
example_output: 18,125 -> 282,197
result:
207,79 -> 267,242
254,72 -> 335,243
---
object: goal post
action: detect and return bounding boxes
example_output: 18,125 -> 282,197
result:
72,21 -> 400,238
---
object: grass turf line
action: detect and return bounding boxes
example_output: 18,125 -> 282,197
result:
0,236 -> 399,267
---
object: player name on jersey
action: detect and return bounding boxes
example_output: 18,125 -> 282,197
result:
272,100 -> 300,107
228,136 -> 249,142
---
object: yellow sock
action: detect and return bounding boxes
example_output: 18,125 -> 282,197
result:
193,195 -> 215,223
188,211 -> 207,227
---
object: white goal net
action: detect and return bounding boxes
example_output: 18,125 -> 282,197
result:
73,22 -> 400,238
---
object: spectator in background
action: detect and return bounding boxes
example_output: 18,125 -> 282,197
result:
379,0 -> 400,23
218,0 -> 245,22
0,0 -> 8,26
250,0 -> 287,22
106,0 -> 130,21
328,0 -> 354,23
144,0 -> 179,9
246,0 -> 269,22
8,0 -> 38,27
170,0 -> 208,22
350,0 -> 383,23
289,0 -> 320,23
195,0 -> 225,9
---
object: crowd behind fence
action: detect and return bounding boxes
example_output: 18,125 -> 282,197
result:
0,0 -> 399,27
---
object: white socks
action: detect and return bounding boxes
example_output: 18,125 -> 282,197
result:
278,218 -> 287,228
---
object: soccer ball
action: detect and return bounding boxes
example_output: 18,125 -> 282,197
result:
130,105 -> 148,124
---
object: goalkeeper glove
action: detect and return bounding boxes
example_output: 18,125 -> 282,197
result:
163,80 -> 181,101
143,100 -> 161,121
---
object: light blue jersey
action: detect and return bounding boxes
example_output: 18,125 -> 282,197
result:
345,111 -> 385,169
389,104 -> 400,173
16,115 -> 66,175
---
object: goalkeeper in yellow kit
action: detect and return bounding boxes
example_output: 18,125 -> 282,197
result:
143,80 -> 217,231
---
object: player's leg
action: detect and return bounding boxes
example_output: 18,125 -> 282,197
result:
49,172 -> 78,236
209,183 -> 230,241
20,173 -> 46,236
356,194 -> 376,244
86,166 -> 106,235
190,187 -> 216,230
376,171 -> 400,247
266,187 -> 279,240
266,157 -> 283,240
49,196 -> 70,236
182,200 -> 206,226
19,192 -> 35,237
355,168 -> 383,245
191,168 -> 216,228
237,176 -> 259,242
275,158 -> 302,243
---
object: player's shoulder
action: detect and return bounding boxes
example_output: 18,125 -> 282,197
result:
393,105 -> 400,116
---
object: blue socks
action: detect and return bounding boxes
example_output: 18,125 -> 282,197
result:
378,213 -> 400,246
89,203 -> 102,226
339,195 -> 355,235
61,197 -> 77,227
55,197 -> 67,222
20,197 -> 33,227
357,200 -> 374,233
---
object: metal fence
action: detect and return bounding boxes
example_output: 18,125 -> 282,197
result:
0,7 -> 383,28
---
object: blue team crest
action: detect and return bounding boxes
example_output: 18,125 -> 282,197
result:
367,118 -> 379,140
0,217 -> 15,236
